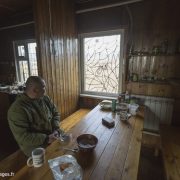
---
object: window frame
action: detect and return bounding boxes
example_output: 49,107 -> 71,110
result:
13,39 -> 37,83
79,29 -> 125,97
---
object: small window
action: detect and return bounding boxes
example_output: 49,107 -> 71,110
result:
14,40 -> 38,83
17,45 -> 25,57
80,30 -> 124,97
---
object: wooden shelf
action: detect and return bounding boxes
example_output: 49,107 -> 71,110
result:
126,81 -> 173,98
127,80 -> 169,85
129,53 -> 180,57
169,79 -> 180,86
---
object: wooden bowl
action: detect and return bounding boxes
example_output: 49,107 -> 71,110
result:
77,134 -> 98,152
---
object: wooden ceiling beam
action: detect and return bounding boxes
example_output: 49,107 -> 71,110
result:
76,0 -> 143,14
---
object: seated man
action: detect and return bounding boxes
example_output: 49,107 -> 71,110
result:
8,76 -> 63,156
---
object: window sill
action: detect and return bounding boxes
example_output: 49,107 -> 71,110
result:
80,94 -> 117,100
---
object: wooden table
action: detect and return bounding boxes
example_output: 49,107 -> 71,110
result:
160,125 -> 180,180
11,105 -> 144,180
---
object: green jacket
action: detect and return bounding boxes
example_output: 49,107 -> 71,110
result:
8,93 -> 60,156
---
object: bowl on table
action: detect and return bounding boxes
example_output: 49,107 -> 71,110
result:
99,100 -> 112,110
76,134 -> 98,152
116,103 -> 129,111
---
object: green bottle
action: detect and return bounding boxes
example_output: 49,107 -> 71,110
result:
112,99 -> 116,112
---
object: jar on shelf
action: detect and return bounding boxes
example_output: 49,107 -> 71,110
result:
132,73 -> 138,82
161,40 -> 168,54
152,46 -> 160,55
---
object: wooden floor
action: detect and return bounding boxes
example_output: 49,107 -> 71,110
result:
138,146 -> 165,180
160,125 -> 180,180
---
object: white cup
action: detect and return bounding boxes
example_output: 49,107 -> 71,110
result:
27,148 -> 45,168
129,104 -> 139,116
129,107 -> 136,115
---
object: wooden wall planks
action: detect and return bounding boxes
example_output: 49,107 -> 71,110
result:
34,0 -> 79,120
0,22 -> 35,83
76,0 -> 180,125
128,55 -> 178,82
76,0 -> 180,84
126,82 -> 173,97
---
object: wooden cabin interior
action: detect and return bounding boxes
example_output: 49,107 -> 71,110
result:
0,0 -> 180,179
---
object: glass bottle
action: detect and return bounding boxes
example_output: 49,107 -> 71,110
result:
125,91 -> 130,103
112,99 -> 117,112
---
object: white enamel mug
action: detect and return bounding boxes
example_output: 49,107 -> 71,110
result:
27,148 -> 45,168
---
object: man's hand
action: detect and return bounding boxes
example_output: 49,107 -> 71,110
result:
53,130 -> 59,138
47,131 -> 59,144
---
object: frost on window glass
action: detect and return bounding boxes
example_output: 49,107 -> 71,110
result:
83,35 -> 121,94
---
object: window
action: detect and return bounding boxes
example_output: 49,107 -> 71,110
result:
14,40 -> 38,83
80,30 -> 124,97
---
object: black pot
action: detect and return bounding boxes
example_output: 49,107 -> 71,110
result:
77,134 -> 98,152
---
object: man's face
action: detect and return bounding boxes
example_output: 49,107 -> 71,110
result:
35,80 -> 46,98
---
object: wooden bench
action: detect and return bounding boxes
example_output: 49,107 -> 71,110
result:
160,125 -> 180,180
142,131 -> 161,156
0,108 -> 90,176
121,111 -> 144,180
0,150 -> 26,175
60,108 -> 90,132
